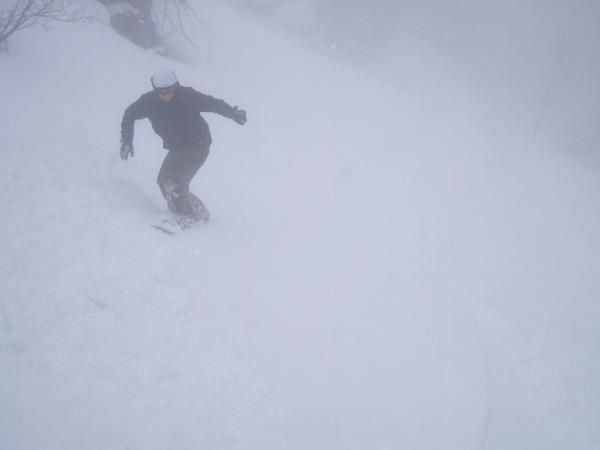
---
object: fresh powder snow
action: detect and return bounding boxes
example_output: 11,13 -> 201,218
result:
1,1 -> 599,449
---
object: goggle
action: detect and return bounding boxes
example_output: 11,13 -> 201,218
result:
158,86 -> 176,96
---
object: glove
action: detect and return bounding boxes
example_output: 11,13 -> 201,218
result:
120,142 -> 134,160
232,106 -> 247,125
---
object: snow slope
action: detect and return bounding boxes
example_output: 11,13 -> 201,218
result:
1,1 -> 600,449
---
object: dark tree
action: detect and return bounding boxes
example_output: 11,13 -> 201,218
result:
0,0 -> 85,51
98,0 -> 158,49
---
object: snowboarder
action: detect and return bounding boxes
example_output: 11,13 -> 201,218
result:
120,69 -> 247,225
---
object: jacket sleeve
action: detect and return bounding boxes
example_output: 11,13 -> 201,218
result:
120,94 -> 152,144
191,89 -> 236,119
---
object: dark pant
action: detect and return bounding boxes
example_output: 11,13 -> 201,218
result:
157,145 -> 210,218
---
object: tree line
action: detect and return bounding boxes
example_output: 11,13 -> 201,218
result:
1,0 -> 198,52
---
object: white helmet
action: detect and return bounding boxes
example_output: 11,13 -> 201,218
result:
151,69 -> 178,89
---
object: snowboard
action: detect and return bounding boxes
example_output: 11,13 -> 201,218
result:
151,209 -> 210,235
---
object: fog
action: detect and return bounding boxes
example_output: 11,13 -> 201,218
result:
1,0 -> 600,449
233,0 -> 600,159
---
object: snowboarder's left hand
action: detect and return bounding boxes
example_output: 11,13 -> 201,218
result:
120,142 -> 134,160
232,106 -> 247,125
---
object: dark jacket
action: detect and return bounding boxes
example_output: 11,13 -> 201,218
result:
121,86 -> 237,151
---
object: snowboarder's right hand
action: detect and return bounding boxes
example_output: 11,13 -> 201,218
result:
120,142 -> 134,160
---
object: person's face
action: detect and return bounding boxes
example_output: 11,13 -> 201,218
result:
158,85 -> 176,102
